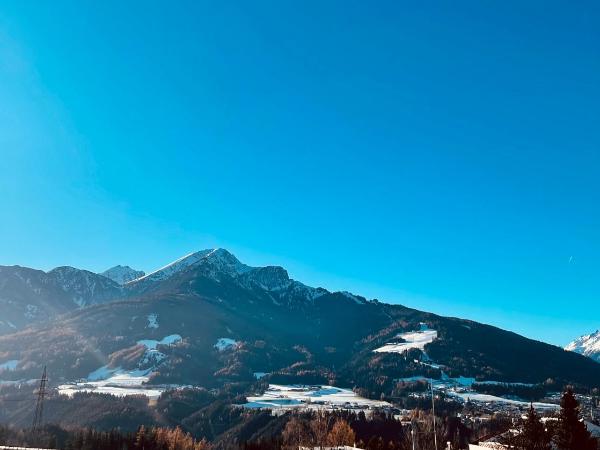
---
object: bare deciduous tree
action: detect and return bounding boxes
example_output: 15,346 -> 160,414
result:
327,419 -> 356,447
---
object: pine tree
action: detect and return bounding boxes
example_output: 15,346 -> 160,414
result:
519,404 -> 550,450
555,388 -> 596,450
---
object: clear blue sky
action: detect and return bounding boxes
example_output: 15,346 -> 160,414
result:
1,1 -> 598,346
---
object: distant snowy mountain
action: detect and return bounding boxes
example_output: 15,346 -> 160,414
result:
566,330 -> 600,363
126,249 -> 232,284
100,265 -> 145,285
0,265 -> 124,333
48,266 -> 124,307
2,249 -> 600,392
0,249 -> 327,334
126,248 -> 326,301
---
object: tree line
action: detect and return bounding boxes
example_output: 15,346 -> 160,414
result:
499,388 -> 598,450
0,425 -> 210,450
0,388 -> 597,450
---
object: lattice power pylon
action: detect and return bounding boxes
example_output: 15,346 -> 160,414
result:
32,366 -> 47,432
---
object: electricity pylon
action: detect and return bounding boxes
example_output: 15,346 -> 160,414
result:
32,366 -> 47,433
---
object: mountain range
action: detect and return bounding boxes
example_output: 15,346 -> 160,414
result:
566,330 -> 600,363
0,248 -> 599,396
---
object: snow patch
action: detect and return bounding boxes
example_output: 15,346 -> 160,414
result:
0,360 -> 19,372
137,334 -> 182,366
138,334 -> 182,350
374,326 -> 438,354
215,338 -> 238,351
88,365 -> 119,381
146,314 -> 159,329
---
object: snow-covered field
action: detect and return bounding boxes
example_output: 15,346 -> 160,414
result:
397,375 -> 558,409
448,391 -> 558,410
374,324 -> 556,410
58,369 -> 165,400
58,363 -> 166,399
374,325 -> 437,354
58,364 -> 184,400
58,334 -> 183,399
243,384 -> 390,411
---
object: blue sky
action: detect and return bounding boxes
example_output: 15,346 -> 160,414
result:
1,1 -> 598,346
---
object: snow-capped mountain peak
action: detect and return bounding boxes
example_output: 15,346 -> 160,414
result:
127,248 -> 253,285
125,248 -> 326,302
100,265 -> 145,285
202,248 -> 252,275
565,330 -> 600,363
128,250 -> 214,284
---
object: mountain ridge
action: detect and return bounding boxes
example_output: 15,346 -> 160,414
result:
566,330 -> 600,363
0,249 -> 334,334
100,265 -> 145,285
0,249 -> 599,393
0,264 -> 125,333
